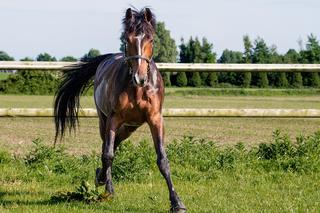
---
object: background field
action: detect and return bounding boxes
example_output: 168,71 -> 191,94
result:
1,91 -> 319,212
1,92 -> 320,155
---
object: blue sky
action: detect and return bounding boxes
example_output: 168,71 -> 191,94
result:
1,0 -> 319,60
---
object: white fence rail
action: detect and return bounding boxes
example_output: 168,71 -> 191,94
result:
1,108 -> 320,118
1,61 -> 320,72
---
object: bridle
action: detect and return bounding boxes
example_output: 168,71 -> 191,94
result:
123,43 -> 152,79
124,55 -> 151,64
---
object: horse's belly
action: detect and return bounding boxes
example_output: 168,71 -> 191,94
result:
94,79 -> 110,116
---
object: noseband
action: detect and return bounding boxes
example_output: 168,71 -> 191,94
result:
124,55 -> 151,64
124,54 -> 151,78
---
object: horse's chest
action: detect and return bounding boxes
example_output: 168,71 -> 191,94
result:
117,92 -> 153,118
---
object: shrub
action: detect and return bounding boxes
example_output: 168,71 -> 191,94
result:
257,72 -> 269,88
162,72 -> 171,87
276,73 -> 289,88
113,140 -> 155,182
0,70 -> 59,95
207,73 -> 218,87
242,72 -> 251,88
2,130 -> 319,186
0,150 -> 12,164
189,72 -> 202,87
310,73 -> 320,87
291,72 -> 303,88
200,72 -> 209,86
255,130 -> 320,172
176,72 -> 188,87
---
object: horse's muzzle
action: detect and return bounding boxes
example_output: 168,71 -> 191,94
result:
133,72 -> 148,87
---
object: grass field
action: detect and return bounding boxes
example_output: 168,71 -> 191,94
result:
1,92 -> 320,212
1,132 -> 320,212
1,93 -> 320,109
0,94 -> 320,154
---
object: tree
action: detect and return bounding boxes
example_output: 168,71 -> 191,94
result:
162,72 -> 171,87
179,37 -> 216,87
268,45 -> 288,87
0,51 -> 14,61
291,72 -> 303,88
152,22 -> 178,87
276,73 -> 289,87
284,49 -> 303,88
242,35 -> 253,87
176,72 -> 188,87
252,37 -> 270,87
243,35 -> 253,63
218,49 -> 243,86
207,73 -> 218,86
20,57 -> 34,61
299,34 -> 320,87
303,34 -> 320,63
310,72 -> 320,87
153,22 -> 178,63
189,72 -> 202,87
36,53 -> 57,61
82,48 -> 101,61
60,56 -> 77,62
219,49 -> 243,64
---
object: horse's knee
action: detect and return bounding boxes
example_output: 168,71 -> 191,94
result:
102,151 -> 114,163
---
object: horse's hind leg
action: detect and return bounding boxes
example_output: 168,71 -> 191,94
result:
148,114 -> 186,212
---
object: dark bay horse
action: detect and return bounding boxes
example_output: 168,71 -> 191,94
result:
54,8 -> 186,212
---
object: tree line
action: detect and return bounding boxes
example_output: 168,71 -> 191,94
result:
1,21 -> 320,88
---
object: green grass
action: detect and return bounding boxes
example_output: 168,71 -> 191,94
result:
1,131 -> 320,212
1,94 -> 320,109
1,117 -> 319,155
165,87 -> 320,96
0,94 -> 320,155
0,72 -> 10,80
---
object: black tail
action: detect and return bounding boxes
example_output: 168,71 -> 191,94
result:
54,54 -> 113,143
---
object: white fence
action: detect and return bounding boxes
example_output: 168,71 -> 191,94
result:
0,61 -> 319,118
1,61 -> 320,72
0,108 -> 320,118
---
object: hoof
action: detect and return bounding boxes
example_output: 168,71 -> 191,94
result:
95,168 -> 105,187
170,206 -> 187,213
97,192 -> 113,202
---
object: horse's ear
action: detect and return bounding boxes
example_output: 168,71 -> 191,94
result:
144,8 -> 153,23
125,8 -> 133,22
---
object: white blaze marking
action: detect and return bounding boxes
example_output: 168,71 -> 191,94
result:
135,33 -> 145,66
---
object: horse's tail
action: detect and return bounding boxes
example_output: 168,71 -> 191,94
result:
54,54 -> 113,143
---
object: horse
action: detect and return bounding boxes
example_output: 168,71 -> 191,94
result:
53,7 -> 186,212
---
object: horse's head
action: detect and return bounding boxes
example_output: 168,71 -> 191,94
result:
123,8 -> 156,87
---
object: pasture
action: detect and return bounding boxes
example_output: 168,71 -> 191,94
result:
1,91 -> 320,212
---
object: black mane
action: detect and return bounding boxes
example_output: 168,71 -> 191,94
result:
122,7 -> 156,37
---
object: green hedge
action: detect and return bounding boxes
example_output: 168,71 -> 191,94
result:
0,71 -> 59,95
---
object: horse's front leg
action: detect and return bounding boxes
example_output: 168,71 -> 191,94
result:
99,115 -> 122,195
148,113 -> 186,212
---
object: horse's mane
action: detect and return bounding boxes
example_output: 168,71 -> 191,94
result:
122,7 -> 156,37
